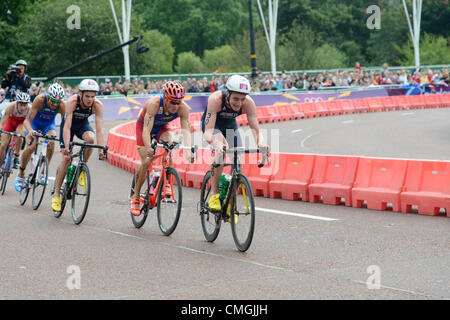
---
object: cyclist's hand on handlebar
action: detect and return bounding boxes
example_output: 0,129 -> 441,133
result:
98,149 -> 107,161
62,146 -> 70,158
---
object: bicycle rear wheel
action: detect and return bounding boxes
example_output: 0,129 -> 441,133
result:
230,173 -> 255,252
71,163 -> 91,225
200,171 -> 221,242
157,167 -> 182,236
130,171 -> 149,228
32,156 -> 48,210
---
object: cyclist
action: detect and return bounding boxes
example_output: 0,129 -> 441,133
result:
51,79 -> 106,212
130,80 -> 193,216
201,74 -> 266,211
0,92 -> 31,169
15,83 -> 66,191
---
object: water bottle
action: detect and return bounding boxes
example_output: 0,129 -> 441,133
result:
219,174 -> 231,200
149,171 -> 160,194
67,162 -> 77,184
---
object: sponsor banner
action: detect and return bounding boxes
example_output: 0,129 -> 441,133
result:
98,85 -> 449,120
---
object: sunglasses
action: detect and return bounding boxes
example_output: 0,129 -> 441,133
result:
48,96 -> 61,104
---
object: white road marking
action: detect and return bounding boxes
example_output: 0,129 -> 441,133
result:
256,207 -> 339,221
300,131 -> 320,148
291,129 -> 303,133
402,112 -> 415,116
341,120 -> 354,124
352,280 -> 443,299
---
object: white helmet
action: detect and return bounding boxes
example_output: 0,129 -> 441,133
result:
226,75 -> 251,94
47,83 -> 65,100
16,92 -> 31,103
79,79 -> 99,92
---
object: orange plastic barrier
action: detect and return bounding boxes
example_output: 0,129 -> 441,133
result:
308,155 -> 360,206
282,103 -> 305,120
339,99 -> 357,114
276,104 -> 295,121
381,96 -> 399,111
392,95 -> 411,110
327,100 -> 343,116
268,153 -> 315,201
241,152 -> 276,197
367,97 -> 385,112
353,98 -> 369,113
312,101 -> 329,117
352,157 -> 408,212
400,160 -> 450,216
256,106 -> 281,123
438,94 -> 450,108
184,148 -> 213,188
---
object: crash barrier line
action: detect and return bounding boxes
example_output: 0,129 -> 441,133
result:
107,94 -> 450,217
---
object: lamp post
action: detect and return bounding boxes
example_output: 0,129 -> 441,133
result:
110,0 -> 132,81
249,0 -> 258,81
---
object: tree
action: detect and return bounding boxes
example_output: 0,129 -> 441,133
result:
396,33 -> 450,66
175,52 -> 205,74
203,45 -> 247,73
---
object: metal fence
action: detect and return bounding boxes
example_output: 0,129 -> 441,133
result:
31,64 -> 449,87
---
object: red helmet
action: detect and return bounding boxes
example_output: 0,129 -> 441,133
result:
163,81 -> 185,102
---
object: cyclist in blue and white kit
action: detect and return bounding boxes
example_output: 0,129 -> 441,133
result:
15,83 -> 66,191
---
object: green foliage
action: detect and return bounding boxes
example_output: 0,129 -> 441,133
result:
396,33 -> 450,66
175,52 -> 205,74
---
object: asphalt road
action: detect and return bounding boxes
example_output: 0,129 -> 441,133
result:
0,108 -> 449,301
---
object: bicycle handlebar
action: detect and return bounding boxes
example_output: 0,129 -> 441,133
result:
152,139 -> 198,155
32,132 -> 60,142
213,146 -> 270,168
69,141 -> 108,160
0,130 -> 26,139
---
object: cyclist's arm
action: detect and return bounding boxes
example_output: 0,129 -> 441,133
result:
0,103 -> 14,130
142,98 -> 158,149
243,97 -> 264,147
93,100 -> 106,157
23,95 -> 41,135
62,100 -> 75,152
178,103 -> 192,147
203,93 -> 221,149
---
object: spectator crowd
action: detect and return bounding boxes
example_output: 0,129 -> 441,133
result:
3,62 -> 449,104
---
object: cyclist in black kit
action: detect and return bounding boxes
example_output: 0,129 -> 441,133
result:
201,75 -> 266,211
51,79 -> 106,212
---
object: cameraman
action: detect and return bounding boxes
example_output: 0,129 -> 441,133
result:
1,59 -> 32,101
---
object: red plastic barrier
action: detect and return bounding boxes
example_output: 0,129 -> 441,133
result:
189,112 -> 202,132
283,103 -> 305,120
438,94 -> 450,108
308,155 -> 360,206
276,104 -> 295,121
400,160 -> 450,216
392,95 -> 411,110
353,98 -> 369,113
241,152 -> 276,197
381,96 -> 399,111
236,114 -> 248,127
327,100 -> 343,116
339,99 -> 357,114
256,106 -> 281,123
268,153 -> 315,201
312,101 -> 329,117
423,94 -> 442,108
407,95 -> 424,109
367,97 -> 385,112
352,157 -> 408,212
184,148 -> 213,188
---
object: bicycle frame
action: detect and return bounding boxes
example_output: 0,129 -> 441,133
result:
146,147 -> 175,208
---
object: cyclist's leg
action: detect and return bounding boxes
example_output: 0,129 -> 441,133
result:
52,123 -> 73,210
77,121 -> 95,162
42,124 -> 57,165
0,133 -> 11,167
19,130 -> 38,178
14,124 -> 26,167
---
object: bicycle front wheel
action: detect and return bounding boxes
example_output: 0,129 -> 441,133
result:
0,152 -> 11,195
157,167 -> 182,236
200,171 -> 221,242
230,173 -> 255,252
32,156 -> 48,210
71,163 -> 91,225
19,175 -> 30,206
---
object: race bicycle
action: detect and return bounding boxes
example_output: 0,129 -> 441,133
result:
0,130 -> 26,195
52,140 -> 108,225
19,132 -> 60,210
198,146 -> 269,252
129,139 -> 197,236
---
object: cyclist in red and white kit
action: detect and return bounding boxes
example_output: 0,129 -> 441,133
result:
0,92 -> 31,169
